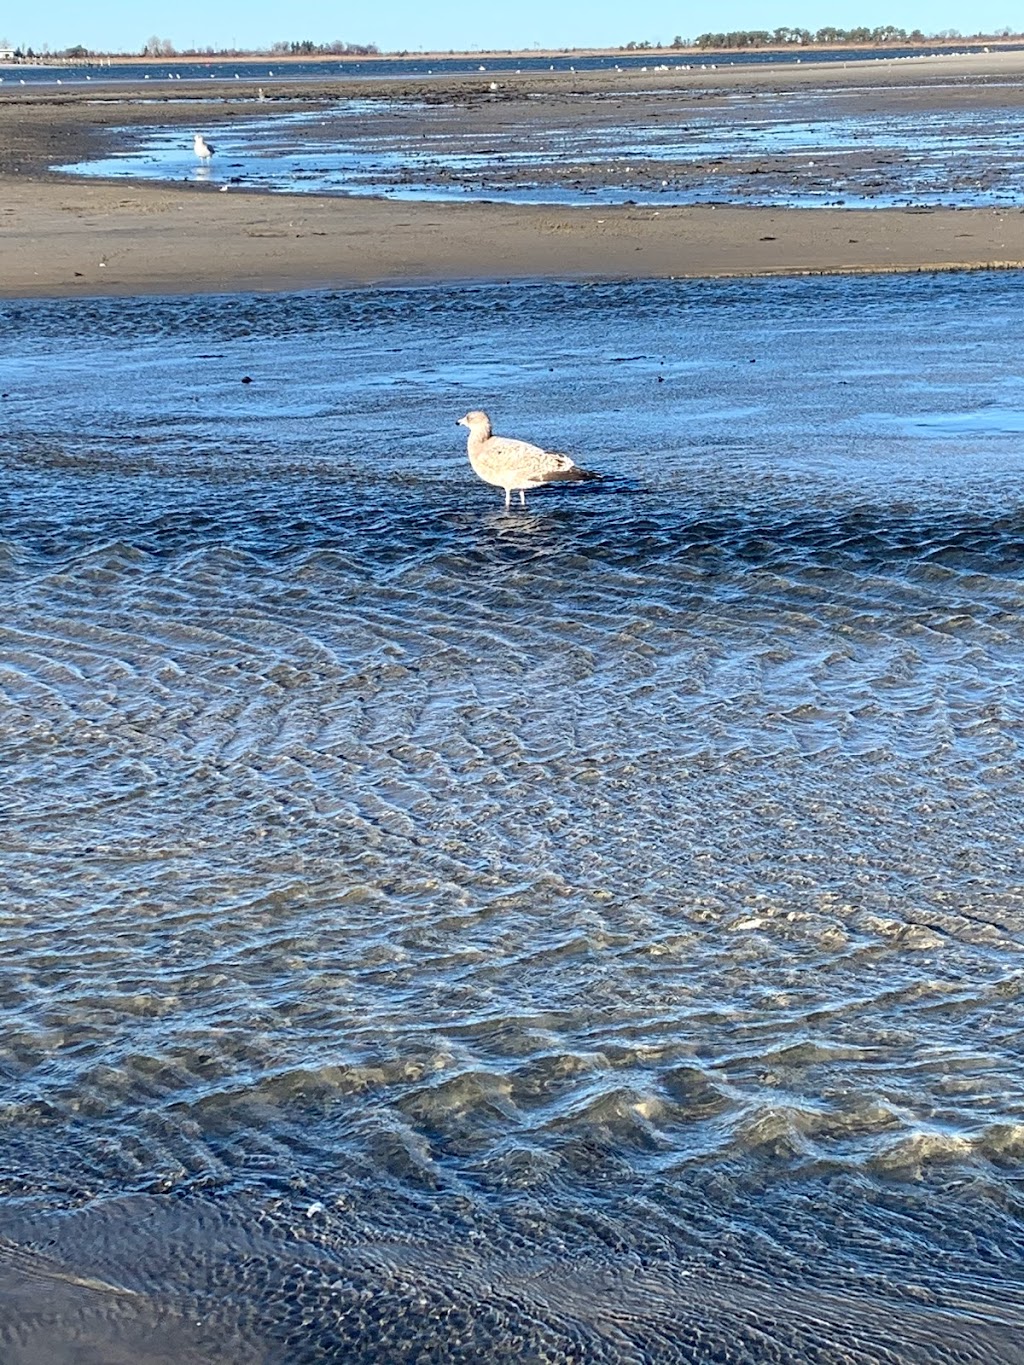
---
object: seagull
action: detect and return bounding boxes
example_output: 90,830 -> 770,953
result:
457,410 -> 595,508
193,133 -> 215,161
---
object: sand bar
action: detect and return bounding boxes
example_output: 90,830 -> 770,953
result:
3,51 -> 1024,297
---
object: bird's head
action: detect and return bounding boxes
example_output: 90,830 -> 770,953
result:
457,410 -> 491,435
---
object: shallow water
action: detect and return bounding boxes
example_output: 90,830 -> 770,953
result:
57,93 -> 1024,207
8,45 -> 1017,86
2,274 -> 1024,1361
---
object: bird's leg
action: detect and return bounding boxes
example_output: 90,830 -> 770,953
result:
519,490 -> 526,507
504,488 -> 511,510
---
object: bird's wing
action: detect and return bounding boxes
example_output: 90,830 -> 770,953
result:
479,435 -> 578,481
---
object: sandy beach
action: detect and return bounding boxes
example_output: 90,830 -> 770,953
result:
3,50 -> 1024,295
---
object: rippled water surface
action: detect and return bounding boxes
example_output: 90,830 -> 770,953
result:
2,274 -> 1024,1361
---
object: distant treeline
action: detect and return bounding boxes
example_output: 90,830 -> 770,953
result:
9,28 -> 1023,62
142,37 -> 380,57
7,38 -> 380,60
265,40 -> 379,56
691,26 -> 1019,49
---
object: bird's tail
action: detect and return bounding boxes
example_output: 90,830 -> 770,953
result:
545,455 -> 600,485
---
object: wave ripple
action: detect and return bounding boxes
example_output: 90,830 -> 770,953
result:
2,274 -> 1024,1358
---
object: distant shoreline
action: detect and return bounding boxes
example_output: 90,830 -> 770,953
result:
5,37 -> 1024,68
3,51 -> 1024,299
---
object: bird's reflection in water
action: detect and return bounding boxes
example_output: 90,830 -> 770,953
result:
478,504 -> 579,560
490,507 -> 546,533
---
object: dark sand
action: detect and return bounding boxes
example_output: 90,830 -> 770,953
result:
3,50 -> 1024,296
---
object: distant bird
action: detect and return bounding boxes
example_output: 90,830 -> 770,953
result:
193,133 -> 215,161
457,410 -> 595,508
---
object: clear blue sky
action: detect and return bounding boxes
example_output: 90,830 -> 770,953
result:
8,0 -> 1017,54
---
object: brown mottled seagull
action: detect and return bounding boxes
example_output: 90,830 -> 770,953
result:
456,410 -> 595,508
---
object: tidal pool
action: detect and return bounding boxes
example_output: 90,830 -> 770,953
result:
56,91 -> 1024,206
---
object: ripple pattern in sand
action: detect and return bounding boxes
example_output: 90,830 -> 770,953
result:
2,275 -> 1024,1359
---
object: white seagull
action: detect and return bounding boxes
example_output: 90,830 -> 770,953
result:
193,133 -> 216,161
457,410 -> 595,508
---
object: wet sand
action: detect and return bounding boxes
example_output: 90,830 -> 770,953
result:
3,51 -> 1024,295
